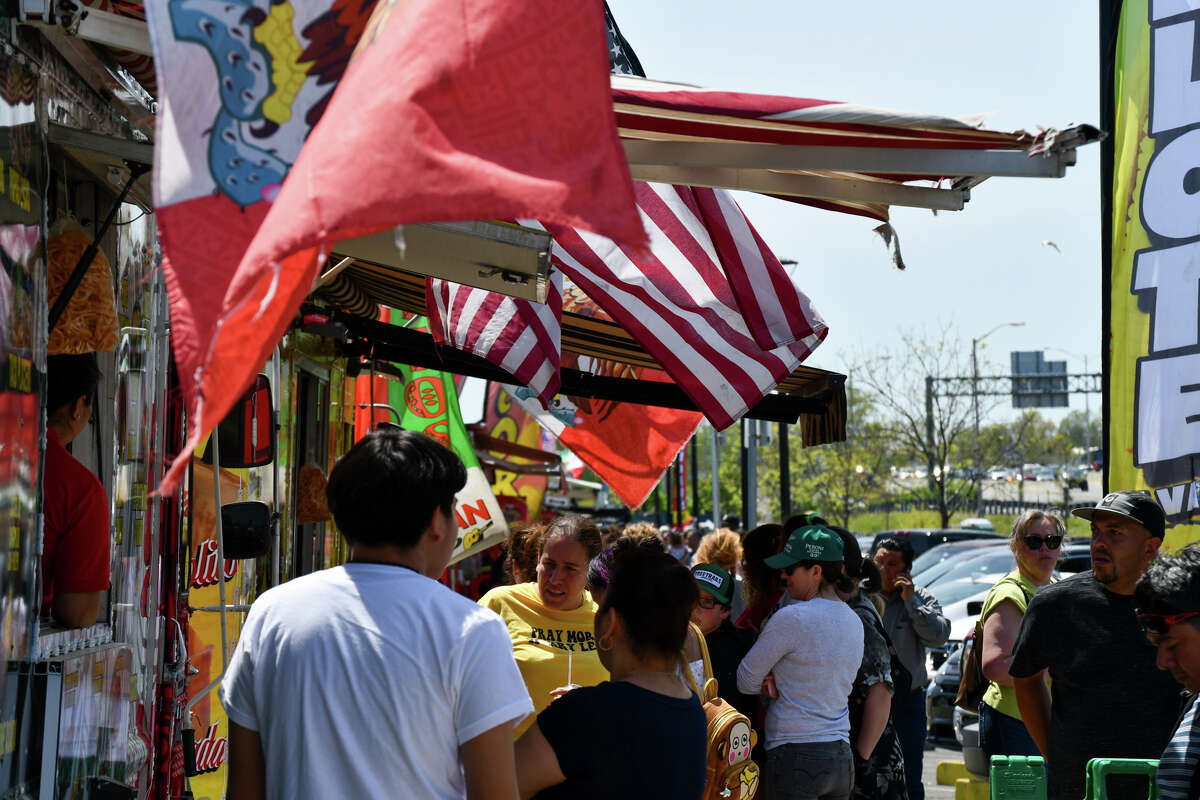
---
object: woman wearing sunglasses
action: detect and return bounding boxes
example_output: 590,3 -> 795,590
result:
977,510 -> 1066,761
736,526 -> 864,800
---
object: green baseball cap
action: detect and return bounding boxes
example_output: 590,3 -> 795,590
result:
764,526 -> 844,569
692,563 -> 734,606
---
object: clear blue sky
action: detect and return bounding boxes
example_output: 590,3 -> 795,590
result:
605,0 -> 1102,424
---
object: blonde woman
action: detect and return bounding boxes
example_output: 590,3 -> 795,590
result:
978,510 -> 1064,759
694,528 -> 745,620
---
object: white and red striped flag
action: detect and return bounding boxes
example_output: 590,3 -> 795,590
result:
426,269 -> 564,408
534,182 -> 828,430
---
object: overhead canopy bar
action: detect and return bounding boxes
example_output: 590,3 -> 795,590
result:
331,310 -> 846,437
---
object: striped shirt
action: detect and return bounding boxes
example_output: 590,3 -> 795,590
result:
1159,694 -> 1200,800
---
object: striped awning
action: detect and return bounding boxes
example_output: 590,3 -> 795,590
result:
612,74 -> 1100,221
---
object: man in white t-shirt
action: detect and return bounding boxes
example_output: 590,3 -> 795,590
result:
221,429 -> 533,800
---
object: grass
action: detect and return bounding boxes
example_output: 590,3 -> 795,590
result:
848,509 -> 1092,538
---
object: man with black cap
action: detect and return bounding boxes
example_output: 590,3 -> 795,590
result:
1010,490 -> 1182,799
1134,543 -> 1200,800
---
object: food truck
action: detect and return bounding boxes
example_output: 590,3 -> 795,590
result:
0,2 -> 1100,797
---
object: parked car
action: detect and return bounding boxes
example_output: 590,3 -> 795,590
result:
1057,542 -> 1092,573
911,540 -> 1006,582
1059,464 -> 1090,490
1033,466 -> 1058,482
868,529 -> 1007,561
927,639 -> 964,741
924,549 -> 1017,590
856,534 -> 875,555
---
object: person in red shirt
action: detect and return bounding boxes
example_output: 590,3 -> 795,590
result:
42,353 -> 109,627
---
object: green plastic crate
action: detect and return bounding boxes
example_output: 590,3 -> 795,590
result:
1083,758 -> 1158,800
990,756 -> 1047,800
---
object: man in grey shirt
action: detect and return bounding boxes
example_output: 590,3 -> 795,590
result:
874,537 -> 950,800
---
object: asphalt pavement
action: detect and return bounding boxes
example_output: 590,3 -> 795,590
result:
925,743 -> 963,800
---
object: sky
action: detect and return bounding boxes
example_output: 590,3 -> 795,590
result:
603,0 -> 1103,424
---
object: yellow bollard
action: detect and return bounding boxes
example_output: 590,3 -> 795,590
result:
937,761 -> 972,785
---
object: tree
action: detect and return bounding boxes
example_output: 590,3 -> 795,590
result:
1058,409 -> 1100,453
853,326 -> 986,527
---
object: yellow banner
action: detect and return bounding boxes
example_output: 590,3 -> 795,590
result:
1110,0 -> 1200,551
186,462 -> 252,800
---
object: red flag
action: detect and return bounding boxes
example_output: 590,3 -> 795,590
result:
150,0 -> 645,488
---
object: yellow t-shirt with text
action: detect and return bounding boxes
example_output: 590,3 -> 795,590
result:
478,582 -> 607,737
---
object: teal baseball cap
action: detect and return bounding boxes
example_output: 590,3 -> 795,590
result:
764,525 -> 844,569
692,563 -> 734,605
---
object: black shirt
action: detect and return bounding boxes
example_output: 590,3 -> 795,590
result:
534,680 -> 707,800
1010,571 -> 1183,800
706,619 -> 757,720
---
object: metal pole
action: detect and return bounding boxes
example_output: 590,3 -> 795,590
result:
925,376 -> 936,494
710,422 -> 720,527
973,338 -> 983,515
691,436 -> 699,525
746,422 -> 758,529
779,422 -> 791,520
675,451 -> 684,529
665,464 -> 674,526
740,419 -> 750,529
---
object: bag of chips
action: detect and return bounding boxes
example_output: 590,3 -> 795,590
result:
47,221 -> 118,354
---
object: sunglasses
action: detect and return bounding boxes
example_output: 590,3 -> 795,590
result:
1136,610 -> 1200,636
697,596 -> 720,610
1022,534 -> 1064,550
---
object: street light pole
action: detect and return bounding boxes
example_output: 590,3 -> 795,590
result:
973,321 -> 1025,515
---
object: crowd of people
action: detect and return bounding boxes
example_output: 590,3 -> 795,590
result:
218,428 -> 1200,800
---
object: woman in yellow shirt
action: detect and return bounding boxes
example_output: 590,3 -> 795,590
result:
978,510 -> 1064,759
479,515 -> 606,736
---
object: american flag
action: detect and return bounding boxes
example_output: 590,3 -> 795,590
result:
531,182 -> 826,429
425,269 -> 564,409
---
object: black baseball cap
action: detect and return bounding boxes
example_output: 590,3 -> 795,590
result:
1072,490 -> 1165,539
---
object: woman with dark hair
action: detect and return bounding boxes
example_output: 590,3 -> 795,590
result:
480,515 -> 606,737
516,546 -> 707,798
737,525 -> 864,800
830,527 -> 908,800
586,533 -> 665,605
43,353 -> 110,627
737,523 -> 786,632
589,535 -> 710,688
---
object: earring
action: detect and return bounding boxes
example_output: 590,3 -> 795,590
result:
598,637 -> 613,652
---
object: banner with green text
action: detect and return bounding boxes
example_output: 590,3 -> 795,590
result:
388,318 -> 509,563
1108,0 -> 1200,550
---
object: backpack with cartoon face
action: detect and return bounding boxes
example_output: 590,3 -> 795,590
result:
700,678 -> 760,800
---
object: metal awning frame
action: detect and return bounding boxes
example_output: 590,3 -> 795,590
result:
622,133 -> 1092,212
333,310 -> 842,425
